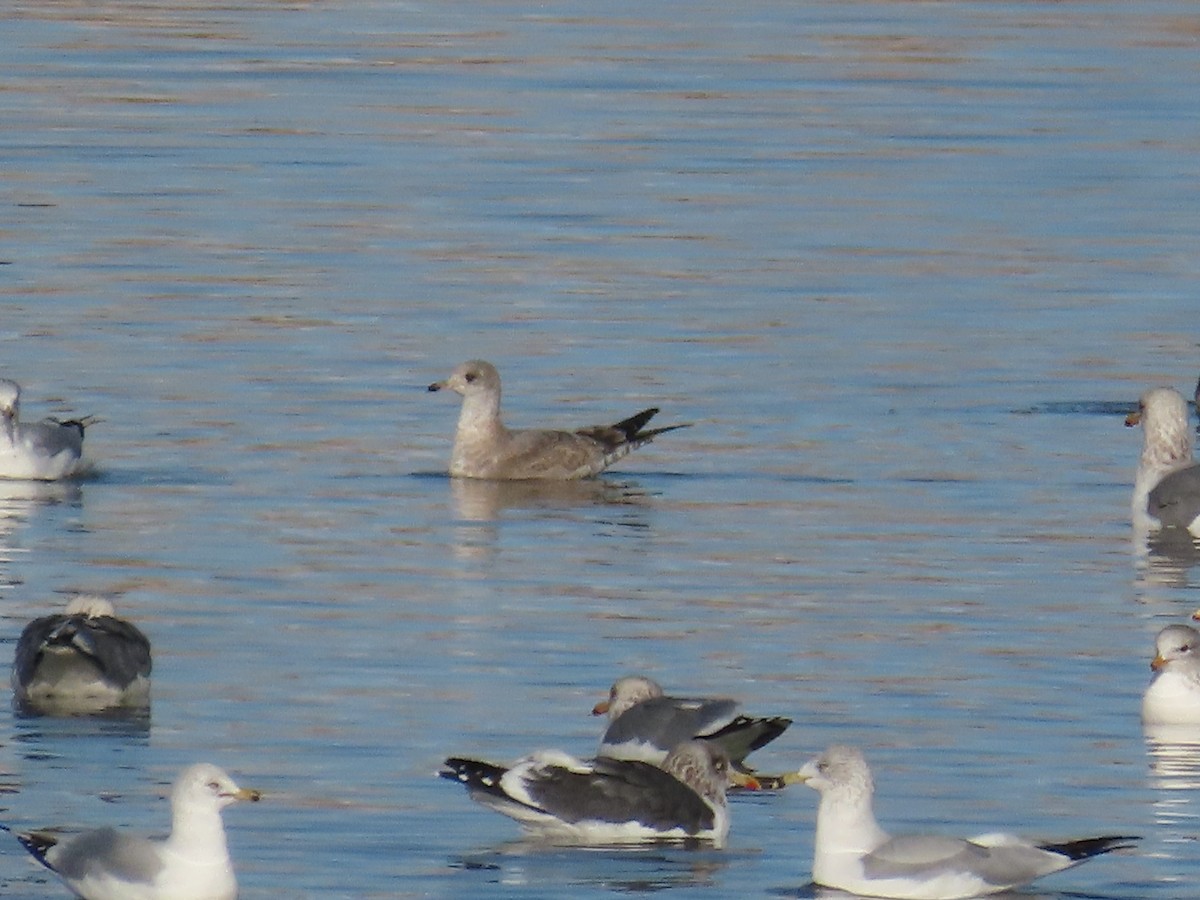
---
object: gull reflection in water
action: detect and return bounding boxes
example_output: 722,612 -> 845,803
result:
12,704 -> 151,739
805,889 -> 1055,900
0,478 -> 82,570
1136,527 -> 1200,589
1144,724 -> 1200,849
450,840 -> 730,892
448,477 -> 653,561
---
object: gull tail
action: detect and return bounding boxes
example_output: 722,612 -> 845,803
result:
1038,834 -> 1139,861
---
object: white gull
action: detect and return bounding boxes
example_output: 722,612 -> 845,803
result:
1142,623 -> 1200,727
5,763 -> 260,900
793,745 -> 1136,900
0,379 -> 94,481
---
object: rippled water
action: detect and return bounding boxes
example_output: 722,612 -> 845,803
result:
1,1 -> 1199,897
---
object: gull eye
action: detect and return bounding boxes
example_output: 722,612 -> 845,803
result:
207,781 -> 221,791
464,372 -> 477,383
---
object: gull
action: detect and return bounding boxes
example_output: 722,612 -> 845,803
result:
427,360 -> 689,480
593,675 -> 791,786
5,763 -> 260,900
12,595 -> 152,716
440,740 -> 750,846
0,379 -> 94,481
794,745 -> 1137,900
1142,623 -> 1200,726
1126,386 -> 1200,534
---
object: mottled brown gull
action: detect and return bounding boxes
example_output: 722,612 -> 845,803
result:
12,594 -> 152,716
428,360 -> 689,480
440,740 -> 751,846
5,763 -> 260,900
1126,386 -> 1200,534
793,745 -> 1137,900
0,379 -> 94,481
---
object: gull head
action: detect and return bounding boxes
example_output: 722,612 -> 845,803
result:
428,360 -> 501,399
63,594 -> 117,619
661,741 -> 736,806
1151,624 -> 1200,672
173,763 -> 261,813
0,379 -> 20,422
592,674 -> 664,719
792,745 -> 875,802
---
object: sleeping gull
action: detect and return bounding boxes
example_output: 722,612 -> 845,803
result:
427,359 -> 689,480
593,675 -> 791,785
1142,623 -> 1200,726
12,595 -> 152,716
793,745 -> 1137,900
440,740 -> 751,846
1126,386 -> 1200,534
4,762 -> 260,900
0,379 -> 94,481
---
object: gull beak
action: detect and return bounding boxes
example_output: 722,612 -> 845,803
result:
427,381 -> 445,392
728,770 -> 761,791
591,700 -> 610,716
1125,410 -> 1142,427
779,769 -> 814,786
1151,655 -> 1167,672
1192,609 -> 1200,622
233,787 -> 262,802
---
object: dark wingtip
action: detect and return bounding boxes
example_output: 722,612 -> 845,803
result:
11,830 -> 58,870
639,421 -> 693,440
439,757 -> 474,782
1039,834 -> 1140,860
615,408 -> 694,442
47,415 -> 99,436
612,408 -> 660,438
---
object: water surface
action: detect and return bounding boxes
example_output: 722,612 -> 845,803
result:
1,1 -> 1199,897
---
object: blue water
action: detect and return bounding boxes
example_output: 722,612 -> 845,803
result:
1,0 -> 1198,897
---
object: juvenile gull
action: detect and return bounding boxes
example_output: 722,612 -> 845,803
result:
440,740 -> 749,846
1142,623 -> 1200,726
427,360 -> 689,480
593,675 -> 791,785
0,379 -> 94,481
12,595 -> 152,716
793,745 -> 1137,900
1126,387 -> 1200,534
5,763 -> 260,900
